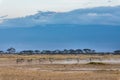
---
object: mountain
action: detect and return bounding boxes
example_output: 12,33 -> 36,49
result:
0,25 -> 120,51
0,6 -> 120,28
0,6 -> 120,51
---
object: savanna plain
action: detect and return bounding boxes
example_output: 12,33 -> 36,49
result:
0,54 -> 120,80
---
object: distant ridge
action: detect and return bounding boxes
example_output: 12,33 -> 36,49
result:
0,6 -> 120,28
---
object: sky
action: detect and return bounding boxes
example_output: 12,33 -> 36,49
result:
0,0 -> 120,18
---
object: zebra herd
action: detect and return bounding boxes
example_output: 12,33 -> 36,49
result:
16,57 -> 103,64
16,58 -> 54,64
16,58 -> 33,64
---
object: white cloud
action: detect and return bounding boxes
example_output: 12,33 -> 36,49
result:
88,13 -> 98,16
87,13 -> 112,16
0,0 -> 120,18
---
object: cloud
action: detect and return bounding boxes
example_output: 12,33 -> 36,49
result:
1,0 -> 120,18
0,6 -> 120,28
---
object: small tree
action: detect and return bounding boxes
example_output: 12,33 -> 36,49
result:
34,50 -> 40,54
0,51 -> 4,55
0,51 -> 4,53
83,49 -> 91,53
7,47 -> 16,54
114,50 -> 120,54
83,49 -> 95,54
75,49 -> 83,54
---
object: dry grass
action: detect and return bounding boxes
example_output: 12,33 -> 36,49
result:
0,67 -> 119,80
0,54 -> 120,80
0,54 -> 120,60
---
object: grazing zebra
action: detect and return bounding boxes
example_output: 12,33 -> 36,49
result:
66,58 -> 72,61
16,58 -> 24,64
38,58 -> 43,64
27,59 -> 33,63
49,58 -> 54,64
88,57 -> 102,62
76,58 -> 80,63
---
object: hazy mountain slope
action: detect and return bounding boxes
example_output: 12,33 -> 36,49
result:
0,25 -> 120,51
0,6 -> 120,28
0,6 -> 120,51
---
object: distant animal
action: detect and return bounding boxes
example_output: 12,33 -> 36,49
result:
49,58 -> 54,64
88,57 -> 102,62
76,58 -> 80,63
66,58 -> 72,61
38,58 -> 43,64
27,59 -> 33,63
16,58 -> 24,64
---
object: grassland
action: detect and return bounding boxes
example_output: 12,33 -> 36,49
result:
1,54 -> 120,60
0,54 -> 120,80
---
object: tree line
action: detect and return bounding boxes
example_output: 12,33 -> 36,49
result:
0,47 -> 120,55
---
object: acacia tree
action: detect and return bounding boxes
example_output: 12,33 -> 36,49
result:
114,50 -> 120,54
0,51 -> 4,55
7,47 -> 16,54
75,49 -> 83,54
0,51 -> 4,53
83,49 -> 95,54
83,49 -> 91,53
34,50 -> 40,54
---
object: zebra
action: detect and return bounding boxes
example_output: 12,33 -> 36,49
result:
16,58 -> 24,64
27,59 -> 33,64
49,58 -> 54,64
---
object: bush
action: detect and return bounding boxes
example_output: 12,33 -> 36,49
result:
87,62 -> 106,65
